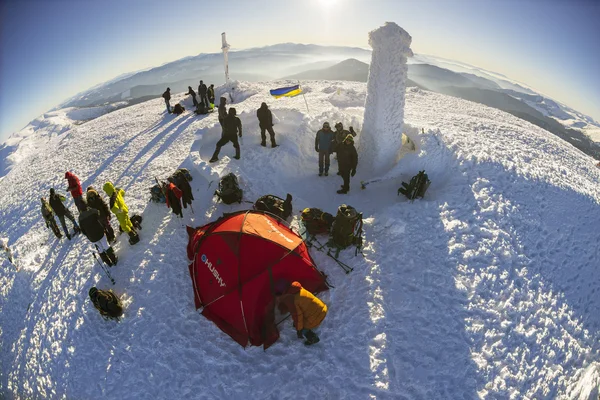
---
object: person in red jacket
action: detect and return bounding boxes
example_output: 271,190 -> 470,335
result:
65,171 -> 86,213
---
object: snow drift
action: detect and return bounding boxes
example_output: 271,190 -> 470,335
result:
1,80 -> 599,399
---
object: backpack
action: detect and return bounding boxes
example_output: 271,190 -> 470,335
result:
330,204 -> 363,250
214,173 -> 243,205
172,103 -> 185,115
301,208 -> 335,235
175,168 -> 193,182
89,287 -> 123,320
150,184 -> 166,203
130,214 -> 143,230
398,170 -> 430,200
253,194 -> 293,220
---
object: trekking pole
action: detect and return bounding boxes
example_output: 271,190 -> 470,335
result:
308,235 -> 353,274
189,202 -> 195,214
93,252 -> 116,285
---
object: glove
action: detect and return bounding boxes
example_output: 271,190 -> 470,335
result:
315,147 -> 319,152
351,170 -> 356,177
297,330 -> 304,339
238,133 -> 242,138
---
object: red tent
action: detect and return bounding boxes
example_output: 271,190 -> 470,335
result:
186,210 -> 328,349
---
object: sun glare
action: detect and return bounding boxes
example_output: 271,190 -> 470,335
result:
319,0 -> 338,9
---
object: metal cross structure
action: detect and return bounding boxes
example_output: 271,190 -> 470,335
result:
221,32 -> 230,84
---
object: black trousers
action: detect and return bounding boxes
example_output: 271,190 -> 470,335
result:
340,169 -> 351,191
319,151 -> 331,173
260,126 -> 276,145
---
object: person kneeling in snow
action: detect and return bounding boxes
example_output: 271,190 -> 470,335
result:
336,134 -> 358,194
79,203 -> 118,266
102,182 -> 140,245
283,281 -> 327,346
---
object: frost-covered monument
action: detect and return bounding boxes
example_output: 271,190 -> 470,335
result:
360,22 -> 413,175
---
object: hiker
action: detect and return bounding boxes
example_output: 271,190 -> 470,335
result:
207,84 -> 215,107
86,186 -> 116,243
186,86 -> 198,107
49,188 -> 81,240
282,281 -> 327,346
162,87 -> 171,113
0,237 -> 14,265
40,197 -> 62,239
89,287 -> 123,319
198,80 -> 209,107
336,134 -> 358,194
218,97 -> 227,127
333,123 -> 356,175
315,121 -> 335,176
79,203 -> 118,266
210,107 -> 242,162
65,171 -> 86,213
257,102 -> 277,148
102,182 -> 140,245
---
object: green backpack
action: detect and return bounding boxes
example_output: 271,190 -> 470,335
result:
398,170 -> 430,200
214,173 -> 243,205
89,287 -> 123,320
330,204 -> 363,250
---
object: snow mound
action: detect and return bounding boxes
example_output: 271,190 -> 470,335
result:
1,81 -> 599,399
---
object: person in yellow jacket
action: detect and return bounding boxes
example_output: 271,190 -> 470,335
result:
102,182 -> 140,245
284,281 -> 327,345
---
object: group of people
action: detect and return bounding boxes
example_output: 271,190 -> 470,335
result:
40,172 -> 142,266
162,80 -> 215,115
315,122 -> 358,194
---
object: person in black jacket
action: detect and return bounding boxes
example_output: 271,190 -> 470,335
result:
207,84 -> 215,106
257,102 -> 277,148
198,80 -> 209,107
49,188 -> 81,240
186,86 -> 198,107
162,88 -> 171,113
86,187 -> 115,243
79,203 -> 118,266
210,107 -> 242,162
336,134 -> 358,194
217,97 -> 227,127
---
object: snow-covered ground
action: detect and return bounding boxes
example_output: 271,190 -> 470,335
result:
1,81 -> 599,399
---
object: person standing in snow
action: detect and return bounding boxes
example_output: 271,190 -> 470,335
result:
40,197 -> 62,239
336,134 -> 358,194
256,102 -> 278,148
65,171 -> 86,213
102,182 -> 140,245
162,88 -> 172,114
210,107 -> 242,162
198,80 -> 209,108
280,281 -> 327,346
333,123 -> 355,175
185,86 -> 198,108
78,203 -> 118,266
207,84 -> 215,107
49,188 -> 81,240
86,186 -> 116,243
217,97 -> 227,127
315,122 -> 335,176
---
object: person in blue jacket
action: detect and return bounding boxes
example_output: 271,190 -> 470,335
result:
314,122 -> 336,176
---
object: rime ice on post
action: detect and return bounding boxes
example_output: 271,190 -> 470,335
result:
360,22 -> 413,175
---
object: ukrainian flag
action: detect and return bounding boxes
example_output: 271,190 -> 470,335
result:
270,85 -> 302,98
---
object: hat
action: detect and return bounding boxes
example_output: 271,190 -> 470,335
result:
344,134 -> 354,143
50,188 -> 55,195
323,122 -> 330,128
335,122 -> 343,129
286,281 -> 302,294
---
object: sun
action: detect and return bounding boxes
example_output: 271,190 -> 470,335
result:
318,0 -> 339,8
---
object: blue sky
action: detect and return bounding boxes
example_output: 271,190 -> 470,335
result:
1,0 -> 599,142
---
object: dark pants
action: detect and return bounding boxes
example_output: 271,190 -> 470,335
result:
340,169 -> 351,191
73,196 -> 87,213
100,216 -> 116,242
213,135 -> 240,158
319,151 -> 330,174
260,126 -> 276,146
57,209 -> 79,236
165,99 -> 171,113
199,93 -> 209,107
192,95 -> 198,107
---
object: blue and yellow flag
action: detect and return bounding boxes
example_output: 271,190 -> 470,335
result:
270,85 -> 302,98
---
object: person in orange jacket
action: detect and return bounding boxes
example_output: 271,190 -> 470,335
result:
283,281 -> 327,345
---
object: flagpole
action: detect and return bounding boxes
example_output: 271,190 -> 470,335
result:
298,80 -> 309,114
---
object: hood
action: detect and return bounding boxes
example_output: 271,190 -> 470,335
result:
344,134 -> 354,143
260,102 -> 268,109
286,281 -> 302,294
103,182 -> 115,196
219,97 -> 226,106
65,171 -> 73,179
49,188 -> 55,196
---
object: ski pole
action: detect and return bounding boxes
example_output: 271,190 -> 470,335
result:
93,252 -> 115,285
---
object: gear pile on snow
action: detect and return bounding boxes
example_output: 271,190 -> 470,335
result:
214,173 -> 243,204
397,170 -> 430,200
253,193 -> 293,220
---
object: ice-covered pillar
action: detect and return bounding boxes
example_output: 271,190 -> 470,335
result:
360,22 -> 413,175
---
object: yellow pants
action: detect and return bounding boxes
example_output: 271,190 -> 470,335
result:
116,212 -> 133,233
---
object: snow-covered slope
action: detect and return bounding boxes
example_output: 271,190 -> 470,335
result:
1,81 -> 599,399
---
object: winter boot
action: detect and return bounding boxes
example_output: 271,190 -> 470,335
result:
128,230 -> 140,245
209,146 -> 221,163
66,233 -> 72,240
99,251 -> 111,265
337,189 -> 348,194
73,226 -> 82,234
304,330 -> 320,346
324,171 -> 329,176
319,171 -> 323,177
271,140 -> 278,148
261,141 -> 266,147
234,146 -> 240,160
106,247 -> 118,266
105,226 -> 116,243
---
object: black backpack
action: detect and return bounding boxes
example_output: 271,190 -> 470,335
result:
89,287 -> 123,320
330,204 -> 363,250
214,173 -> 243,204
253,194 -> 293,220
398,170 -> 430,200
301,208 -> 335,235
150,184 -> 166,203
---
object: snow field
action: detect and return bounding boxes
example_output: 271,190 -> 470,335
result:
0,81 -> 599,399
